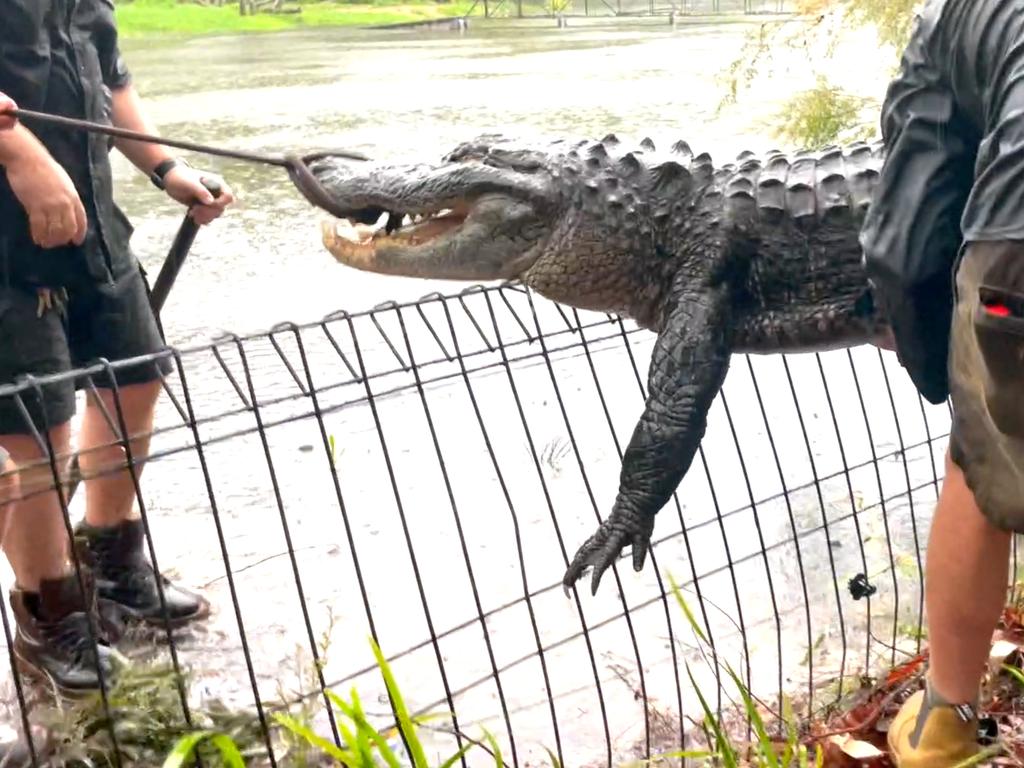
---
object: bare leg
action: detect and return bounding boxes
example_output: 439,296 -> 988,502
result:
0,449 -> 22,549
0,423 -> 122,695
77,380 -> 161,528
887,449 -> 1008,766
0,425 -> 74,592
926,450 -> 1012,702
73,378 -> 209,627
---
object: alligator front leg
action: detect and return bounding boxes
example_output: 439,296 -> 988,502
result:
563,272 -> 734,596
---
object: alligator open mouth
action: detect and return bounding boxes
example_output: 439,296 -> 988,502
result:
321,201 -> 474,258
317,182 -> 545,281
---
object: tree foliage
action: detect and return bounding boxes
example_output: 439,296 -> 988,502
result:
719,0 -> 922,148
774,76 -> 873,149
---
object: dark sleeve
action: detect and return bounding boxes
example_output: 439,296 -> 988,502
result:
103,47 -> 132,90
95,0 -> 132,90
858,7 -> 977,405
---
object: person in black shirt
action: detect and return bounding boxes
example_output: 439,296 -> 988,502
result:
860,0 -> 1024,763
0,1 -> 235,696
0,90 -> 35,768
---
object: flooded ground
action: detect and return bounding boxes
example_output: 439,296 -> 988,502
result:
0,15 -> 949,767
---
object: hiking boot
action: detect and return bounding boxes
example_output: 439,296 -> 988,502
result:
888,683 -> 980,767
75,518 -> 209,629
9,568 -> 123,697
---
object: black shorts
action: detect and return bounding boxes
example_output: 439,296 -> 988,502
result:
0,267 -> 173,436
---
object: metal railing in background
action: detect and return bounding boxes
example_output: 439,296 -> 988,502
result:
0,283 -> 968,767
460,0 -> 791,22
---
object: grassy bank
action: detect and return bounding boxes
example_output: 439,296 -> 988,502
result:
114,0 -> 471,37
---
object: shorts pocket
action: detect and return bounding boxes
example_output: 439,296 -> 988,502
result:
974,284 -> 1024,439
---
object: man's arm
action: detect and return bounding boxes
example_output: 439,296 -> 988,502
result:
108,84 -> 235,225
107,83 -> 173,177
0,121 -> 87,249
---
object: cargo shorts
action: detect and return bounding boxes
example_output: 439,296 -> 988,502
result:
948,240 -> 1024,532
0,266 -> 173,436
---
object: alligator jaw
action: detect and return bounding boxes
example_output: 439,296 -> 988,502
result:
320,193 -> 546,282
321,203 -> 471,272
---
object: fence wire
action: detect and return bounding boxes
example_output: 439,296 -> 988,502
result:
0,282 -> 974,767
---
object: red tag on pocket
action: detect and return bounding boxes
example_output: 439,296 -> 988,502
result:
984,302 -> 1012,317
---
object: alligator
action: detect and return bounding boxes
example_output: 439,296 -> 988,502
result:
306,133 -> 893,597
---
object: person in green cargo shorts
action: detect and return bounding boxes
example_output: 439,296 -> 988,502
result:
860,0 -> 1024,763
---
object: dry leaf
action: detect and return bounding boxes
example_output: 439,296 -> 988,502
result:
829,734 -> 886,760
991,639 -> 1021,673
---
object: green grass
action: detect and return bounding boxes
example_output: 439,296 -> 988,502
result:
114,0 -> 471,38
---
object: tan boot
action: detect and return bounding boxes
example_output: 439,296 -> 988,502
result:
888,685 -> 980,767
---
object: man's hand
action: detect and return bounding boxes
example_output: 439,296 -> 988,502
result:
162,165 -> 235,226
5,150 -> 87,249
0,92 -> 16,131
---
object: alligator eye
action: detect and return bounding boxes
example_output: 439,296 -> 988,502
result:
481,148 -> 544,172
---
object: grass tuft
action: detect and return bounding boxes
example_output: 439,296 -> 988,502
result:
29,657 -> 270,767
114,0 -> 472,38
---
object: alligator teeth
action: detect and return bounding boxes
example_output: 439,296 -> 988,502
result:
335,206 -> 464,244
335,213 -> 390,244
334,219 -> 371,244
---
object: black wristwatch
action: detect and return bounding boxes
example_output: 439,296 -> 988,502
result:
150,157 -> 190,190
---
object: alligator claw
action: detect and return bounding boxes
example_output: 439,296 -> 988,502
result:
562,512 -> 655,596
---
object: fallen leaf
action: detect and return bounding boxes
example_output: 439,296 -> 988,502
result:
884,652 -> 928,687
991,638 -> 1019,666
830,734 -> 886,760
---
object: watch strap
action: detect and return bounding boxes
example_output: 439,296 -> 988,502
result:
150,158 -> 190,190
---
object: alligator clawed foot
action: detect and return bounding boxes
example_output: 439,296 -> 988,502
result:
562,511 -> 654,597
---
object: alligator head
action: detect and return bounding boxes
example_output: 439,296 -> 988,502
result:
314,136 -> 561,275
310,133 -> 697,328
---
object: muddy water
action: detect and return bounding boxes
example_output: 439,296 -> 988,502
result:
0,17 -> 948,768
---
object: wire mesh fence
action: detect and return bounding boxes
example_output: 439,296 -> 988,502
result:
0,281 -> 978,767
